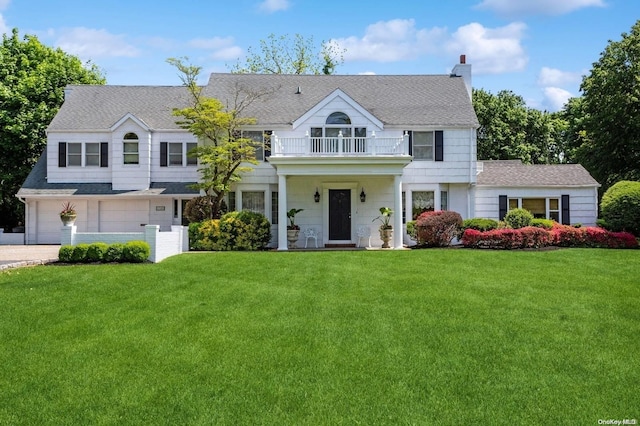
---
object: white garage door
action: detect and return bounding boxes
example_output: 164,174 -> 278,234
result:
100,200 -> 149,232
35,200 -> 67,244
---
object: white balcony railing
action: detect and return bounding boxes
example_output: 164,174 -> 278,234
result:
272,131 -> 409,157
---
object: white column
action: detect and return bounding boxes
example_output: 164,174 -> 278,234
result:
278,174 -> 288,250
393,174 -> 403,249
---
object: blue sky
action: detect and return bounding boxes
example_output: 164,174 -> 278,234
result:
1,0 -> 638,111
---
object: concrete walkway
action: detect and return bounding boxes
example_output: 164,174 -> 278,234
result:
0,245 -> 60,270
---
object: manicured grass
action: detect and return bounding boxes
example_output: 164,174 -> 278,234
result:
1,249 -> 638,424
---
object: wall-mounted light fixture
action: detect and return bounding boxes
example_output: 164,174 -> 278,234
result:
314,188 -> 320,203
360,188 -> 366,202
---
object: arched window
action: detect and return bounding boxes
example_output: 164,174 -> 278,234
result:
123,132 -> 139,165
310,112 -> 367,153
326,112 -> 351,125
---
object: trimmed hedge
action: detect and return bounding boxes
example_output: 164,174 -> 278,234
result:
462,224 -> 638,250
600,180 -> 640,236
58,241 -> 151,263
414,210 -> 463,247
461,218 -> 499,232
503,208 -> 533,229
190,210 -> 271,251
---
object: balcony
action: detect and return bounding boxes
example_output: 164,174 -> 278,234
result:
271,131 -> 409,157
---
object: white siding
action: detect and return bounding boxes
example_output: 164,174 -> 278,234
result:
475,186 -> 598,226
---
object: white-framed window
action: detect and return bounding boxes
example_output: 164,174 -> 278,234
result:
508,197 -> 560,220
311,112 -> 367,153
412,191 -> 435,219
242,191 -> 265,214
123,132 -> 139,165
242,131 -> 269,161
161,142 -> 197,167
61,142 -> 106,167
412,131 -> 434,160
441,191 -> 448,211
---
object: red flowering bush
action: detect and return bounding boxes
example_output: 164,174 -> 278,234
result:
463,223 -> 637,250
415,210 -> 463,247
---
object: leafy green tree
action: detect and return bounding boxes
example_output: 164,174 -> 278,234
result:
473,88 -> 568,164
0,28 -> 105,230
231,33 -> 344,75
579,20 -> 640,188
168,57 -> 269,219
558,96 -> 588,164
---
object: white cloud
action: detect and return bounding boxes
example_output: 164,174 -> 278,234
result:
188,36 -> 243,61
358,71 -> 376,75
475,0 -> 606,17
55,27 -> 139,59
446,22 -> 528,74
331,19 -> 527,75
0,14 -> 7,34
258,0 -> 290,13
537,67 -> 582,86
332,19 -> 446,62
543,87 -> 573,111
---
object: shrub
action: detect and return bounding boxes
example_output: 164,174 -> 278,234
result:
600,180 -> 640,236
531,218 -> 555,230
123,241 -> 150,263
183,196 -> 228,223
86,242 -> 109,262
71,244 -> 90,263
58,245 -> 74,262
217,210 -> 271,251
461,218 -> 499,232
504,208 -> 533,229
190,220 -> 221,251
414,210 -> 463,247
406,221 -> 417,241
550,224 -> 586,247
103,243 -> 125,262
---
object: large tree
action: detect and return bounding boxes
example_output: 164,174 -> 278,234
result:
231,33 -> 344,75
473,88 -> 567,164
168,57 -> 271,219
0,28 -> 105,230
578,19 -> 640,188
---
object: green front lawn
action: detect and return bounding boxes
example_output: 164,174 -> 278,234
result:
1,249 -> 638,424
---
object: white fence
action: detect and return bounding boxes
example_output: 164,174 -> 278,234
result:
0,229 -> 25,245
61,225 -> 188,263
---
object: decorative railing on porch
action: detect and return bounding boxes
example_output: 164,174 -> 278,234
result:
272,131 -> 409,156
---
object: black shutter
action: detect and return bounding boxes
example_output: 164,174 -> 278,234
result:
499,195 -> 508,220
264,130 -> 272,160
435,130 -> 443,161
406,131 -> 412,156
561,194 -> 570,225
58,142 -> 66,167
160,142 -> 168,167
100,142 -> 108,167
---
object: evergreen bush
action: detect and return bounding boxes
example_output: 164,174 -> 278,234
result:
103,243 -> 125,262
71,244 -> 90,263
504,208 -> 533,229
86,242 -> 109,262
600,180 -> 640,236
123,241 -> 150,263
58,245 -> 74,262
217,210 -> 271,251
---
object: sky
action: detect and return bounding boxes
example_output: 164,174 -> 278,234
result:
1,0 -> 638,112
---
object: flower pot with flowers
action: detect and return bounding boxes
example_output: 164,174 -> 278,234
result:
60,201 -> 77,226
373,206 -> 393,248
286,208 -> 304,248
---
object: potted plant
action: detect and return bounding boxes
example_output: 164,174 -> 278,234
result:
60,201 -> 77,226
286,208 -> 304,248
373,206 -> 393,248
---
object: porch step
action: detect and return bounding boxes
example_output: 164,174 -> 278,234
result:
324,243 -> 357,248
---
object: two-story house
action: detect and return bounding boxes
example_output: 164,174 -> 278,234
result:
17,56 -> 600,248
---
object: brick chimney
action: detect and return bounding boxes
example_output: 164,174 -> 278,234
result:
451,54 -> 472,100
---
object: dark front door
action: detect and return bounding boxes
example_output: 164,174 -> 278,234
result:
329,189 -> 351,240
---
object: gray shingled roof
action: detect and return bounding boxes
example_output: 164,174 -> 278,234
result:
47,73 -> 479,132
204,73 -> 479,127
47,86 -> 193,131
18,150 -> 198,196
477,160 -> 600,187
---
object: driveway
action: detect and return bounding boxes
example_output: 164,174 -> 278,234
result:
0,245 -> 60,270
